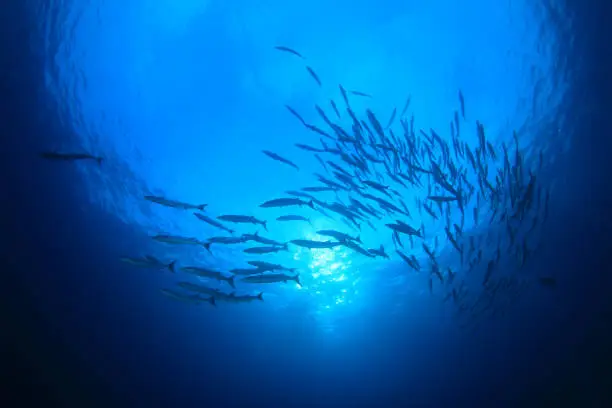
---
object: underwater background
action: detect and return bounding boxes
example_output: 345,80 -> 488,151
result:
2,0 -> 612,407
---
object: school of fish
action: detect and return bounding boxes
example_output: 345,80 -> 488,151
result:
41,45 -> 556,329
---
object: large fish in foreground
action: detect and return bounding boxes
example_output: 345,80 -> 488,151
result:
145,195 -> 207,211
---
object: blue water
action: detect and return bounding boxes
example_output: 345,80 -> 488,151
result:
2,0 -> 612,406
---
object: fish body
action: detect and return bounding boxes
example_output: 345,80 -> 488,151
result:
316,229 -> 361,243
247,260 -> 296,272
276,215 -> 312,225
120,256 -> 176,272
152,234 -> 212,252
260,198 -> 314,209
217,215 -> 267,231
290,239 -> 342,249
180,266 -> 235,288
40,151 -> 103,165
262,150 -> 299,170
241,273 -> 301,286
194,213 -> 234,234
145,195 -> 207,211
161,289 -> 216,306
243,245 -> 288,254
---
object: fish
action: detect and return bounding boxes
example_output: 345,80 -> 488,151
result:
180,266 -> 236,288
152,234 -> 212,252
368,245 -> 389,259
243,245 -> 288,254
289,239 -> 342,249
40,151 -> 103,165
230,267 -> 268,276
160,289 -> 216,306
276,215 -> 312,225
350,90 -> 372,98
145,195 -> 207,211
247,260 -> 296,272
241,273 -> 301,286
316,229 -> 361,243
260,198 -> 314,209
194,212 -> 234,234
120,256 -> 176,273
216,215 -> 267,231
274,45 -> 304,59
221,292 -> 265,303
262,150 -> 299,170
458,90 -> 466,119
306,66 -> 322,86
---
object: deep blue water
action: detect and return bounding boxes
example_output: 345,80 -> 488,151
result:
2,0 -> 612,407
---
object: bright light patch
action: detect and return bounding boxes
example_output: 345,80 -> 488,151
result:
291,232 -> 356,312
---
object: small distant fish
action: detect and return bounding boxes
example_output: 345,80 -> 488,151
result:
145,195 -> 207,211
241,272 -> 301,286
350,90 -> 372,98
120,256 -> 176,273
316,229 -> 361,243
276,215 -> 312,225
181,266 -> 235,288
458,90 -> 465,119
274,45 -> 304,59
260,198 -> 314,209
285,105 -> 306,125
194,212 -> 234,234
152,234 -> 212,252
217,215 -> 267,231
247,260 -> 296,273
427,195 -> 458,203
368,245 -> 389,259
230,267 -> 267,276
243,245 -> 288,254
262,150 -> 299,171
222,292 -> 265,303
40,151 -> 103,165
160,289 -> 216,306
290,239 -> 342,249
306,66 -> 322,87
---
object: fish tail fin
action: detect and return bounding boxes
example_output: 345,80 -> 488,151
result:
307,218 -> 313,227
228,276 -> 236,289
262,221 -> 268,231
203,242 -> 212,253
357,235 -> 362,243
96,157 -> 103,166
197,204 -> 208,211
209,297 -> 216,307
168,260 -> 176,273
257,292 -> 264,301
308,200 -> 315,209
294,274 -> 302,287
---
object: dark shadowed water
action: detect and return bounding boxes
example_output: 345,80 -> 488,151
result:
2,0 -> 612,407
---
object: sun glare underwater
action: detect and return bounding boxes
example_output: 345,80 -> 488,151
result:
38,0 -> 573,346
